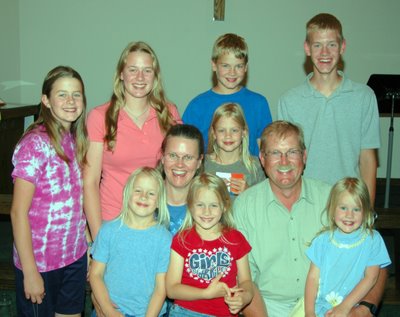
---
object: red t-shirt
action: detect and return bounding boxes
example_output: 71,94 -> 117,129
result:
172,227 -> 251,316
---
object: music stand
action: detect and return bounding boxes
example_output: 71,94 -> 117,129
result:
367,74 -> 400,208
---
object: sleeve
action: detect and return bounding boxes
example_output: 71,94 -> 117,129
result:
305,234 -> 326,268
156,229 -> 173,273
171,232 -> 186,257
256,96 -> 273,138
360,88 -> 380,149
12,133 -> 48,185
91,223 -> 112,264
277,95 -> 289,121
233,230 -> 252,260
168,103 -> 183,124
368,231 -> 391,268
87,106 -> 106,142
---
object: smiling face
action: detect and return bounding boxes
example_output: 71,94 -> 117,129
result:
162,136 -> 202,190
41,77 -> 84,131
212,52 -> 247,94
260,133 -> 306,192
334,190 -> 363,234
191,187 -> 223,238
304,29 -> 345,76
213,116 -> 244,155
128,173 -> 159,221
120,51 -> 155,101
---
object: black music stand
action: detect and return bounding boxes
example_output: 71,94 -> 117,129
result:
367,74 -> 400,208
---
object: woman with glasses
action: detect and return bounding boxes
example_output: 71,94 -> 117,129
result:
159,124 -> 204,235
84,41 -> 181,241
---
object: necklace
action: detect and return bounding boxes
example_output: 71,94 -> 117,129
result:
330,231 -> 368,249
124,105 -> 150,121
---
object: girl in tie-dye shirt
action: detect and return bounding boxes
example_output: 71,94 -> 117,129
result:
10,66 -> 89,316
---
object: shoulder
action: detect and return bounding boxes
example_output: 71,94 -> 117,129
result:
234,179 -> 269,207
279,82 -> 308,102
87,102 -> 110,121
153,225 -> 173,241
302,177 -> 332,197
16,128 -> 51,154
241,87 -> 267,100
186,90 -> 213,106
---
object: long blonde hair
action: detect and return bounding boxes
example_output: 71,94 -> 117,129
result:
21,66 -> 88,166
118,167 -> 169,228
207,103 -> 257,177
324,177 -> 375,235
104,41 -> 176,151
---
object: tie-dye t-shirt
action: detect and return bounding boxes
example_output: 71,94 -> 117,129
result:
12,127 -> 87,272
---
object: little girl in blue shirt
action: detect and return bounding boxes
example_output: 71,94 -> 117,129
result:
90,167 -> 171,317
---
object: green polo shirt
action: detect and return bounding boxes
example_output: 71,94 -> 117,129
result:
233,178 -> 331,303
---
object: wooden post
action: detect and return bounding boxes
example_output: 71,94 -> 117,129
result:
214,0 -> 225,21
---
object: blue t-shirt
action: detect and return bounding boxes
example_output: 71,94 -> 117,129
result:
168,204 -> 187,235
183,87 -> 272,156
306,228 -> 391,316
92,219 -> 172,316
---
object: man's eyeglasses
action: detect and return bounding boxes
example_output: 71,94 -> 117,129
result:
164,152 -> 197,164
263,149 -> 303,161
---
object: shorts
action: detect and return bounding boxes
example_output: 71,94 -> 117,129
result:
15,253 -> 87,317
169,304 -> 215,317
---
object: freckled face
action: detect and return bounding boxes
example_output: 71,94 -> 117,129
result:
41,77 -> 84,131
120,51 -> 155,101
212,52 -> 247,94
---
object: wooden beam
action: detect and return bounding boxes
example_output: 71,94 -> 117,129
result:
214,0 -> 225,21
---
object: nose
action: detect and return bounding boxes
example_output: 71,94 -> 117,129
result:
321,45 -> 329,55
136,70 -> 145,80
279,153 -> 289,164
203,207 -> 212,216
66,95 -> 74,104
345,209 -> 354,219
140,192 -> 147,200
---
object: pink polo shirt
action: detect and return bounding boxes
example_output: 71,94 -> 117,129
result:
87,102 -> 181,220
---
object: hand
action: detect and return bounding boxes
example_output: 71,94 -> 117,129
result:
230,177 -> 248,195
204,273 -> 230,299
348,304 -> 373,317
23,270 -> 45,304
325,305 -> 350,317
224,286 -> 251,314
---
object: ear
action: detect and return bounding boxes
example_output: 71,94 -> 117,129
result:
304,41 -> 311,57
196,154 -> 203,170
211,60 -> 217,72
340,39 -> 346,55
302,149 -> 307,165
41,95 -> 51,108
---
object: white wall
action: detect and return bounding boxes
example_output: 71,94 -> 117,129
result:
2,0 -> 399,178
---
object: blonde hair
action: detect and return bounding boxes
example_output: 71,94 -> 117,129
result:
207,103 -> 258,177
118,167 -> 169,228
260,120 -> 306,154
104,41 -> 177,151
212,33 -> 248,63
324,177 -> 375,234
306,13 -> 344,44
22,66 -> 88,166
178,173 -> 235,247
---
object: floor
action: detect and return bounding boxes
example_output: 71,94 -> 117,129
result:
0,179 -> 399,316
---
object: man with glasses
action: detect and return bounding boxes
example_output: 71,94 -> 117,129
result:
234,121 -> 386,317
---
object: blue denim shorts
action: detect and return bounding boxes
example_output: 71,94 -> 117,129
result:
169,304 -> 215,317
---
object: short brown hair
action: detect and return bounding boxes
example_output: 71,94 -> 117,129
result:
306,13 -> 344,44
260,120 -> 305,153
212,33 -> 248,63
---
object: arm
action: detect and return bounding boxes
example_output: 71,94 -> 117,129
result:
224,254 -> 254,314
304,263 -> 320,317
10,178 -> 45,304
89,259 -> 123,317
241,283 -> 268,317
145,273 -> 167,317
328,266 -> 380,317
166,250 -> 230,300
359,149 -> 377,206
83,141 -> 104,240
349,268 -> 388,317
